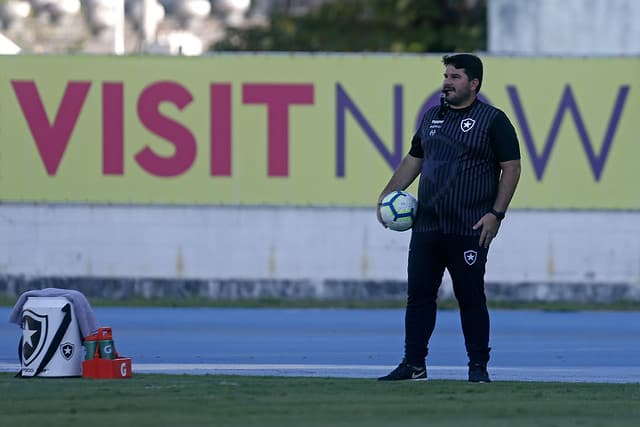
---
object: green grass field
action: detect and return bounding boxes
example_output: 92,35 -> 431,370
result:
2,373 -> 639,427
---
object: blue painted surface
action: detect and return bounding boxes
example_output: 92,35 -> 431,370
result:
2,307 -> 639,382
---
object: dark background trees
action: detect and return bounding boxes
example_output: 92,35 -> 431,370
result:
211,0 -> 487,53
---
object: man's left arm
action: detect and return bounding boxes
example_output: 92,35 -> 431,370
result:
473,159 -> 521,248
493,159 -> 521,213
473,109 -> 522,247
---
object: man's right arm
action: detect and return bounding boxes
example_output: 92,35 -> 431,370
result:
377,154 -> 423,203
376,154 -> 423,226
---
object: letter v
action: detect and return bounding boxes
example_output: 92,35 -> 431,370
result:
508,85 -> 629,181
12,81 -> 91,176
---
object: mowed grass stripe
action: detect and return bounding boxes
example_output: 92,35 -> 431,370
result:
1,373 -> 639,427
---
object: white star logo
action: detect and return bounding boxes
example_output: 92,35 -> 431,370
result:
60,343 -> 74,360
23,320 -> 38,348
460,118 -> 475,132
464,250 -> 477,265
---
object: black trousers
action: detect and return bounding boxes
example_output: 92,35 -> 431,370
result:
404,231 -> 491,367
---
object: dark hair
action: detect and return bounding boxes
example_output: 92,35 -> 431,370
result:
442,53 -> 483,93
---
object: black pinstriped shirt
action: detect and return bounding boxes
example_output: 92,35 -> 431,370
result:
409,99 -> 520,235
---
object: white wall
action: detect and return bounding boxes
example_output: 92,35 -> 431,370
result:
489,0 -> 640,55
2,204 -> 640,290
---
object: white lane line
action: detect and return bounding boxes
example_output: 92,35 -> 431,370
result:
0,362 -> 630,373
2,362 -> 639,383
0,363 -> 20,371
132,363 -> 431,371
0,362 -> 450,372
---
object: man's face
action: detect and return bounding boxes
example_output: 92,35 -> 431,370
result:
442,64 -> 477,108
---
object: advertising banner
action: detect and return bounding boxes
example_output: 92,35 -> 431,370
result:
0,54 -> 637,209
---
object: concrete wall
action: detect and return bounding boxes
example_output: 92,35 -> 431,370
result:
3,3 -> 640,302
489,0 -> 640,55
2,204 -> 640,301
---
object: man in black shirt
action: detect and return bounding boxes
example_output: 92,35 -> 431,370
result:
377,53 -> 521,382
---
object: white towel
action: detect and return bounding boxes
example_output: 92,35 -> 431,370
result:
8,288 -> 99,338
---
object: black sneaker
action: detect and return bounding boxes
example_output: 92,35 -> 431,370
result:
378,361 -> 427,381
468,363 -> 491,383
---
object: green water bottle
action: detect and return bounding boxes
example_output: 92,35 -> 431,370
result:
83,333 -> 99,360
97,327 -> 116,360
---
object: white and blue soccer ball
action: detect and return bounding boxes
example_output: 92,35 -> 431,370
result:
379,190 -> 418,231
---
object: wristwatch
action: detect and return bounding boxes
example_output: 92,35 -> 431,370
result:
489,209 -> 505,220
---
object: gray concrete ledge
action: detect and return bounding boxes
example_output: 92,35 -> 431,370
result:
1,275 -> 640,303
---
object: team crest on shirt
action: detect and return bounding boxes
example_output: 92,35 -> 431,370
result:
464,250 -> 477,266
460,118 -> 475,132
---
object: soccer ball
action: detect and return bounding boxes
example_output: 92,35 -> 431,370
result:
379,190 -> 418,231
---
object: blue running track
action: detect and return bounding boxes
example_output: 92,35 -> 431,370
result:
2,307 -> 639,383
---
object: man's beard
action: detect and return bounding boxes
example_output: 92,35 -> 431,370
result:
443,86 -> 472,107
